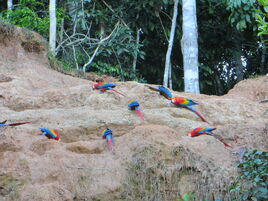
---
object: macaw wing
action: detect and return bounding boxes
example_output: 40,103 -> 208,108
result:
98,83 -> 116,89
128,101 -> 139,108
159,87 -> 173,100
0,124 -> 8,127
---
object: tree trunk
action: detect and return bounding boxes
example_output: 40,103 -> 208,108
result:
234,43 -> 244,82
163,0 -> 178,87
133,28 -> 141,76
49,0 -> 57,55
7,0 -> 12,10
260,37 -> 267,74
168,63 -> 172,89
181,0 -> 200,93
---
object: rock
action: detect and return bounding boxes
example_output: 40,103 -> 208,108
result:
0,24 -> 267,201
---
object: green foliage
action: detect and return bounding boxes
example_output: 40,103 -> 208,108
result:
230,150 -> 268,201
255,0 -> 268,40
0,0 -> 66,38
225,0 -> 258,31
178,192 -> 196,201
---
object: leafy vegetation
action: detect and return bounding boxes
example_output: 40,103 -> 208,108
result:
230,150 -> 268,201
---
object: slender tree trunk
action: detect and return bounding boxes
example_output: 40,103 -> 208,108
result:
133,28 -> 141,76
181,0 -> 200,93
260,37 -> 267,74
234,43 -> 244,82
7,0 -> 12,10
168,64 -> 172,89
49,0 -> 57,55
163,0 -> 178,87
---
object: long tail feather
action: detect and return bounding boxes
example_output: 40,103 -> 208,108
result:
214,136 -> 233,148
7,121 -> 32,126
107,139 -> 114,151
187,106 -> 209,123
111,89 -> 125,96
147,85 -> 160,92
136,109 -> 145,120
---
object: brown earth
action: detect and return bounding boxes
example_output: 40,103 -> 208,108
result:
0,23 -> 267,201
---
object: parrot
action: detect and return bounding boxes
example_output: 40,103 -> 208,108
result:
102,128 -> 114,151
39,128 -> 60,141
128,100 -> 145,120
188,127 -> 233,148
92,82 -> 125,96
147,85 -> 173,100
171,97 -> 209,123
0,121 -> 32,127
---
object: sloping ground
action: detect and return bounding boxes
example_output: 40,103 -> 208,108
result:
0,23 -> 267,201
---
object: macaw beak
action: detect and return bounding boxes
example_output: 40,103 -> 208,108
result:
187,132 -> 192,136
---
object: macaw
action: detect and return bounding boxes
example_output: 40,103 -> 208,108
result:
92,82 -> 125,96
102,128 -> 114,151
188,127 -> 232,148
0,121 -> 32,127
147,85 -> 173,100
188,127 -> 216,137
128,100 -> 145,120
171,97 -> 209,123
39,128 -> 60,141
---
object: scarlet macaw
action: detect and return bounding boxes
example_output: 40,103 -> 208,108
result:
102,128 -> 114,151
0,121 -> 32,127
128,100 -> 145,120
147,85 -> 173,100
92,82 -> 125,96
188,127 -> 232,148
39,128 -> 60,141
171,97 -> 208,123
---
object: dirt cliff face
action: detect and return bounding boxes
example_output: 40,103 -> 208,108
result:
0,23 -> 267,201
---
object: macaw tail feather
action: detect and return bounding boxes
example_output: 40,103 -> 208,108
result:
107,139 -> 114,151
136,109 -> 145,120
7,121 -> 32,126
215,137 -> 233,148
0,120 -> 7,124
147,85 -> 160,92
187,106 -> 209,123
111,89 -> 125,96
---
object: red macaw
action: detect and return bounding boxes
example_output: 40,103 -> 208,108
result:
92,82 -> 125,96
188,127 -> 233,148
128,100 -> 145,120
102,128 -> 114,151
147,85 -> 173,100
0,121 -> 32,127
39,128 -> 60,141
171,97 -> 208,123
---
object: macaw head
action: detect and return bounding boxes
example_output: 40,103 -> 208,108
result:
171,97 -> 175,103
187,131 -> 194,137
92,83 -> 98,90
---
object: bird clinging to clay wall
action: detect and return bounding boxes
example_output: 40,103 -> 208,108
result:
102,128 -> 114,151
92,82 -> 125,96
39,128 -> 60,141
128,100 -> 145,121
171,96 -> 209,123
188,127 -> 233,148
147,85 -> 173,100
